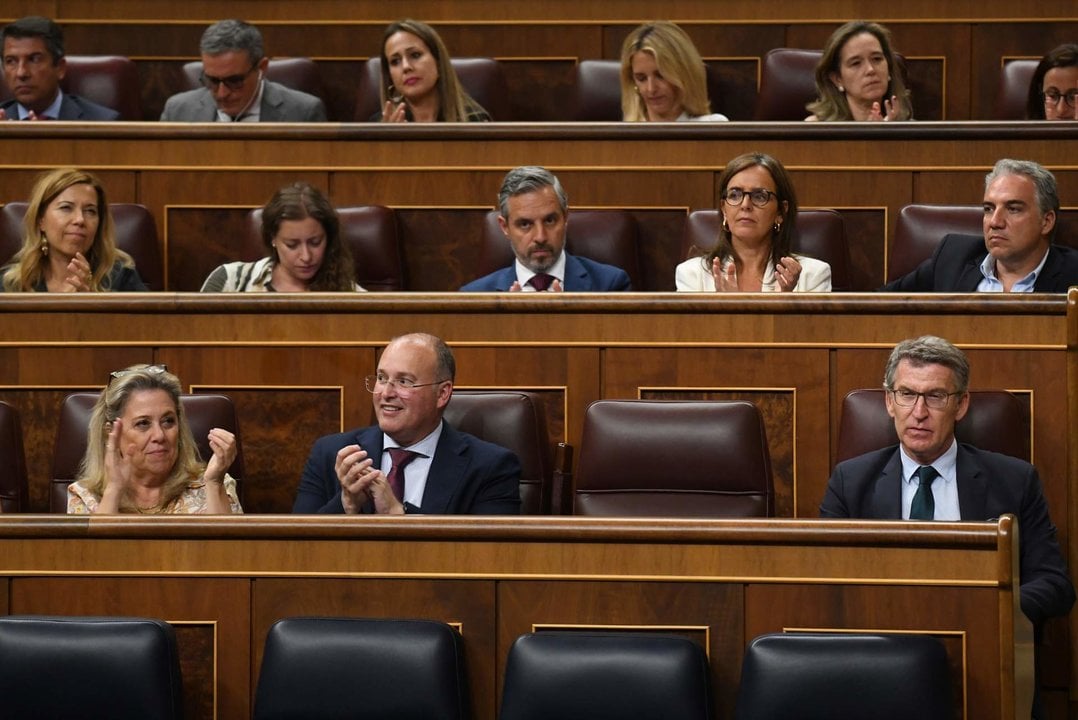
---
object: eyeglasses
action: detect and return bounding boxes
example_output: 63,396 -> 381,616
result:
200,65 -> 258,92
722,188 -> 777,208
364,374 -> 448,394
888,388 -> 961,410
1043,89 -> 1078,108
108,364 -> 169,385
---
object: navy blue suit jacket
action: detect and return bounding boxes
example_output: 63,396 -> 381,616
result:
821,443 -> 1075,625
459,252 -> 632,291
881,233 -> 1078,292
293,421 -> 521,515
1,94 -> 119,121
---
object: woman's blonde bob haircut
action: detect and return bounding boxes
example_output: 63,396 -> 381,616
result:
619,21 -> 712,121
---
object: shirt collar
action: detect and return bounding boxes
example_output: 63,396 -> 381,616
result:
898,438 -> 958,485
978,245 -> 1050,293
383,419 -> 443,456
17,88 -> 63,120
515,252 -> 567,290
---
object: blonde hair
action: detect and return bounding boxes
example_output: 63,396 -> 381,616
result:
1,168 -> 133,292
77,365 -> 205,513
619,21 -> 712,121
379,19 -> 486,122
806,20 -> 912,121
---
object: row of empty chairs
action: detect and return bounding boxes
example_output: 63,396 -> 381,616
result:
5,200 -> 1057,293
0,614 -> 954,719
0,52 -> 1044,121
0,389 -> 1030,515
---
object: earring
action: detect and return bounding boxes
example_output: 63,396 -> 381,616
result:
39,234 -> 48,256
721,215 -> 729,231
838,85 -> 845,93
773,222 -> 781,233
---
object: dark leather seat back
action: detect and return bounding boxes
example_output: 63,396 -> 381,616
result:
354,57 -> 510,121
52,392 -> 245,512
994,59 -> 1038,119
754,49 -> 820,120
247,205 -> 405,291
1,201 -> 163,290
0,615 -> 183,719
682,209 -> 850,290
835,388 -> 1030,464
182,57 -> 325,104
889,204 -> 982,282
0,401 -> 28,513
734,633 -> 952,720
63,55 -> 142,120
254,617 -> 468,720
573,400 -> 774,517
443,391 -> 552,514
499,631 -> 712,720
478,209 -> 641,289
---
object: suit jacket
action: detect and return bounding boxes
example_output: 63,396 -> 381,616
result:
821,443 -> 1075,626
293,421 -> 522,515
881,233 -> 1078,292
459,252 -> 632,291
1,94 -> 119,121
160,80 -> 326,122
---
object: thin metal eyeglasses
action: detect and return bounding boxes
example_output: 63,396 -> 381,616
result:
364,374 -> 449,393
108,364 -> 169,385
722,188 -> 777,208
888,388 -> 961,409
200,65 -> 258,92
1042,89 -> 1078,108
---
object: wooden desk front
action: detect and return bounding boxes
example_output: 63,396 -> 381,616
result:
0,515 -> 1031,720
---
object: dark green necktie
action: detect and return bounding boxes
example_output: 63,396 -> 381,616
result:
909,465 -> 938,520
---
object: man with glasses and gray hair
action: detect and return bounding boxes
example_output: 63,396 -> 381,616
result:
293,332 -> 521,515
821,336 -> 1073,716
161,19 -> 325,122
882,158 -> 1078,292
460,166 -> 632,292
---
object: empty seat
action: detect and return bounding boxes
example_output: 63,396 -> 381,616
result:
0,615 -> 183,719
753,49 -> 821,121
499,631 -> 712,720
354,57 -> 511,121
0,201 -> 164,290
478,209 -> 642,289
254,617 -> 468,720
572,400 -> 773,517
64,55 -> 142,120
0,401 -> 28,513
994,59 -> 1038,120
52,392 -> 245,512
734,632 -> 952,720
889,204 -> 982,282
245,205 -> 405,291
835,388 -> 1030,464
443,391 -> 556,514
182,57 -> 325,106
683,208 -> 851,290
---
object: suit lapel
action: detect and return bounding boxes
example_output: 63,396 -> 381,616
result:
494,267 -> 517,291
57,96 -> 81,120
1034,246 -> 1060,291
260,82 -> 281,121
419,424 -> 467,513
870,449 -> 905,518
955,444 -> 988,520
955,262 -> 982,291
562,254 -> 591,291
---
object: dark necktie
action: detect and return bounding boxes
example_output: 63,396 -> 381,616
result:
386,448 -> 420,503
528,273 -> 555,291
909,465 -> 938,520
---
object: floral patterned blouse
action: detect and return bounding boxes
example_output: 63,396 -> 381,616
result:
67,475 -> 243,514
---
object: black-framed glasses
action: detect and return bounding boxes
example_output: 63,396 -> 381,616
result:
200,65 -> 258,92
364,374 -> 448,394
108,364 -> 169,385
722,188 -> 777,208
888,388 -> 961,410
1042,89 -> 1078,108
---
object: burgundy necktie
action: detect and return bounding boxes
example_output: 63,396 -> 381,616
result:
386,448 -> 420,503
528,273 -> 555,291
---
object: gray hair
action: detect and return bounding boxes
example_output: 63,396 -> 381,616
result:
200,19 -> 264,64
497,166 -> 568,219
985,159 -> 1059,217
883,336 -> 970,394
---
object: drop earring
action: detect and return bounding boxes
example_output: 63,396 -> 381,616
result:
773,222 -> 781,233
721,215 -> 729,231
39,234 -> 48,256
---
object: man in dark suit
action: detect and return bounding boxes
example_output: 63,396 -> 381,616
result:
460,166 -> 632,292
883,159 -> 1078,292
821,336 -> 1073,718
160,19 -> 325,122
0,16 -> 119,121
293,333 -> 521,515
